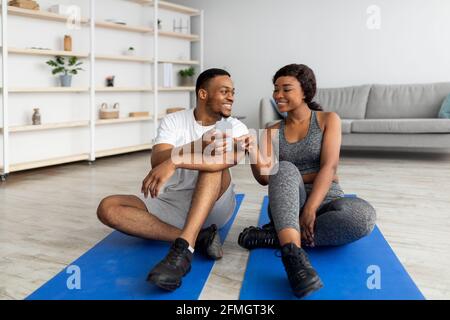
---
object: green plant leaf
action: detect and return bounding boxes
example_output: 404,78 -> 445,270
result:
68,56 -> 78,66
52,66 -> 65,75
179,67 -> 195,77
55,56 -> 65,65
46,60 -> 58,67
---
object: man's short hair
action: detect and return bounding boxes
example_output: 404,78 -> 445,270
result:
195,68 -> 231,98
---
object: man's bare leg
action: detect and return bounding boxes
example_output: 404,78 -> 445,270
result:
180,168 -> 231,247
146,168 -> 231,290
96,195 -> 182,242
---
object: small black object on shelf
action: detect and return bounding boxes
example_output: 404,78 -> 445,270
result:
106,76 -> 115,87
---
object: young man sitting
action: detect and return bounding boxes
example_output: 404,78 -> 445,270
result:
97,68 -> 250,291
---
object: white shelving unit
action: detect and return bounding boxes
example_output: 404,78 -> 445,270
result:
0,0 -> 204,179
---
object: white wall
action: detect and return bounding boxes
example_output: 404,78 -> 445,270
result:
175,0 -> 450,129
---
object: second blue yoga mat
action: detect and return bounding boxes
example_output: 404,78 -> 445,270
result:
27,194 -> 244,300
240,196 -> 424,300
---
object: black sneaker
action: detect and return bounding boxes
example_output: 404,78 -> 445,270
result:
195,224 -> 223,260
147,238 -> 193,291
281,243 -> 323,298
238,222 -> 280,250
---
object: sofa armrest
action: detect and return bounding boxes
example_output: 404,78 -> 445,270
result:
259,97 -> 282,128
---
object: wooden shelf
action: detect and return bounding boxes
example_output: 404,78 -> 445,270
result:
95,20 -> 152,33
4,153 -> 90,173
96,114 -> 166,126
128,0 -> 200,15
95,56 -> 198,64
1,1 -> 202,174
6,87 -> 89,93
6,6 -> 89,24
159,86 -> 195,92
96,54 -> 152,63
158,59 -> 199,65
96,116 -> 152,125
96,143 -> 154,158
1,121 -> 89,134
96,87 -> 153,92
95,22 -> 197,39
5,86 -> 192,93
159,30 -> 200,41
6,47 -> 89,58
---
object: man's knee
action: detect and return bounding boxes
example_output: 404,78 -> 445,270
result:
197,169 -> 227,187
198,170 -> 223,179
196,169 -> 229,198
97,196 -> 120,227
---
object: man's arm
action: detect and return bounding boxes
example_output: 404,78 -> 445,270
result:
143,133 -> 251,198
170,134 -> 248,172
151,143 -> 175,168
151,130 -> 243,171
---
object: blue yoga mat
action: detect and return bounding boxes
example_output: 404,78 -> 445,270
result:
27,194 -> 245,300
240,196 -> 424,300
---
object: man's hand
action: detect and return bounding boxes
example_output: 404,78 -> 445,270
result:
202,129 -> 229,156
300,208 -> 316,247
234,133 -> 255,153
141,159 -> 176,198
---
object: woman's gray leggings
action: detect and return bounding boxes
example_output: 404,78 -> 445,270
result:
268,161 -> 376,246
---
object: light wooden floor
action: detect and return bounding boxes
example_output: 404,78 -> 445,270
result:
1,150 -> 449,300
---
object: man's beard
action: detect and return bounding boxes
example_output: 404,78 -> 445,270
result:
220,111 -> 231,118
206,101 -> 231,119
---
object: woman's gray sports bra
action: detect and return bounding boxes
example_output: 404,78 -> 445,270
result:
278,111 -> 323,175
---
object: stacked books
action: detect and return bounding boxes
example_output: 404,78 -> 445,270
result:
159,63 -> 174,88
8,0 -> 40,10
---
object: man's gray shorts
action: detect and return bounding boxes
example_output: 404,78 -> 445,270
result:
138,182 -> 236,229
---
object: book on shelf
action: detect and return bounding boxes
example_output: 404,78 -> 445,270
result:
48,4 -> 77,16
158,63 -> 174,88
129,111 -> 150,117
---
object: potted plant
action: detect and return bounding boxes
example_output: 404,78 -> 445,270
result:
178,67 -> 195,87
46,56 -> 84,87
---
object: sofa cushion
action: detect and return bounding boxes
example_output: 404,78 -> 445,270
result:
351,119 -> 450,133
341,119 -> 353,134
366,82 -> 450,119
315,85 -> 371,119
438,94 -> 450,119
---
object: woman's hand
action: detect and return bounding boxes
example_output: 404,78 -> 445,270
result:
300,207 -> 317,247
141,159 -> 176,198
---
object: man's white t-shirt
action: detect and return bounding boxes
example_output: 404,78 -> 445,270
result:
154,108 -> 249,192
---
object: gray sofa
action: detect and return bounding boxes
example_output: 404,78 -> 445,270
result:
260,82 -> 450,150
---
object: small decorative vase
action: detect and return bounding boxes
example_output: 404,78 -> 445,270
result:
60,74 -> 72,87
64,35 -> 72,51
32,108 -> 41,125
